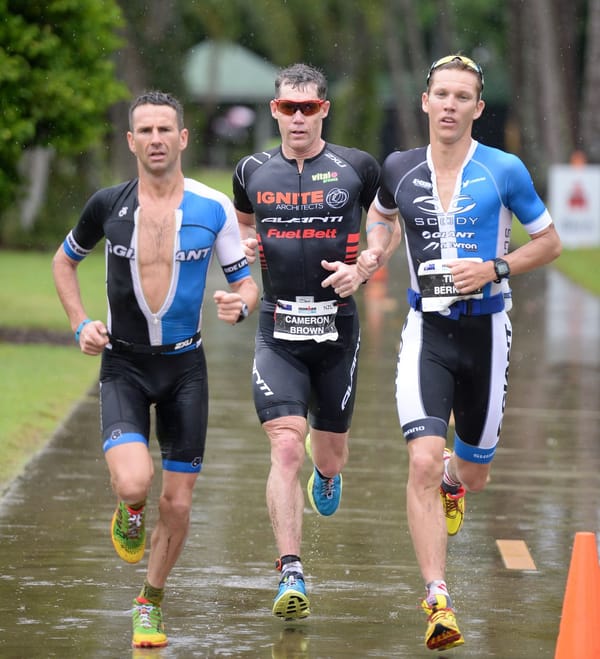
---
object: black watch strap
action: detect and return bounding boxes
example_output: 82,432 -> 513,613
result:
493,258 -> 510,283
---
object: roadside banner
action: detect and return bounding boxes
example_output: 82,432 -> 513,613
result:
548,164 -> 600,247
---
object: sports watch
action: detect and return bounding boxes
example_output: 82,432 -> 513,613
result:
493,258 -> 510,283
237,302 -> 249,323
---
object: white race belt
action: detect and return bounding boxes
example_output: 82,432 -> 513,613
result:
274,299 -> 338,342
417,258 -> 483,312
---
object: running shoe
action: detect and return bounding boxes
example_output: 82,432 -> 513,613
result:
307,468 -> 342,516
421,594 -> 464,651
440,449 -> 466,536
272,572 -> 311,620
131,597 -> 168,648
111,501 -> 146,563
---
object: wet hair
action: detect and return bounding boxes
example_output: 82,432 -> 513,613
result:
128,90 -> 184,130
275,63 -> 328,99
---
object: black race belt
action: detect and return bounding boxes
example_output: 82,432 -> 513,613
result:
109,331 -> 201,355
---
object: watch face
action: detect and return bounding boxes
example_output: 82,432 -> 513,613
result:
495,259 -> 510,278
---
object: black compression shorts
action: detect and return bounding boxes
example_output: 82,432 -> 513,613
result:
252,309 -> 360,433
99,346 -> 208,473
396,309 -> 512,463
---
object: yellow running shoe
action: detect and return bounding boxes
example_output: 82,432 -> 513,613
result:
440,449 -> 466,536
421,594 -> 464,651
131,597 -> 168,648
111,501 -> 146,563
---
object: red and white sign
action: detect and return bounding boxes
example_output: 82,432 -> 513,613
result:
548,165 -> 600,247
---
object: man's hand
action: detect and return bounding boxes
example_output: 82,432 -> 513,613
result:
241,238 -> 258,264
447,260 -> 491,294
320,260 -> 363,298
357,247 -> 384,282
78,320 -> 109,356
213,290 -> 247,325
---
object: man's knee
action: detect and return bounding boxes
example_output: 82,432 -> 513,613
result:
264,417 -> 307,470
408,440 -> 445,485
106,445 -> 153,502
159,492 -> 192,525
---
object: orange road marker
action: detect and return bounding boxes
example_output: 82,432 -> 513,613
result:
496,539 -> 537,570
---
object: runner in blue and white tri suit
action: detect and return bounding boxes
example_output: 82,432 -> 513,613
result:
358,55 -> 562,652
53,91 -> 258,649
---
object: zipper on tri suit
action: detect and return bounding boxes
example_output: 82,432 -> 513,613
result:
297,169 -> 307,290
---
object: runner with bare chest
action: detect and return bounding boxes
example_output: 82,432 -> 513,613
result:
136,203 -> 178,314
52,91 -> 258,650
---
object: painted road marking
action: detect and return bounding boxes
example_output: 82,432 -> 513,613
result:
496,539 -> 537,570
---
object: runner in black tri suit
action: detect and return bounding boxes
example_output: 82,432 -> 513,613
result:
359,55 -> 561,652
52,91 -> 258,649
232,63 -> 396,620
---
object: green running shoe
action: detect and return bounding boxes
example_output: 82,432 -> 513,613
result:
131,597 -> 168,648
111,501 -> 146,563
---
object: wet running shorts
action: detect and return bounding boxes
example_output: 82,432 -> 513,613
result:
252,309 -> 360,433
396,309 -> 512,464
99,346 -> 208,473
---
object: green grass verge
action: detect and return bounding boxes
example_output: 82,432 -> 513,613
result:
194,168 -> 232,194
0,344 -> 99,491
511,222 -> 600,295
0,249 -> 107,330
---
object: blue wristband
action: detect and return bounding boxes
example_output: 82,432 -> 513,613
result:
75,318 -> 92,342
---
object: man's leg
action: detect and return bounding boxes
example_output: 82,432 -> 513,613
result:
105,442 -> 154,564
407,435 -> 464,652
306,428 -> 348,516
106,441 -> 154,502
146,470 -> 198,587
406,435 -> 447,585
130,470 -> 198,649
265,415 -> 311,620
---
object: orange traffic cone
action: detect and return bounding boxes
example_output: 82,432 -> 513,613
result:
555,532 -> 600,658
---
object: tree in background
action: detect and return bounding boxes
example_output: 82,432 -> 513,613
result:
2,0 -> 598,243
0,0 -> 127,236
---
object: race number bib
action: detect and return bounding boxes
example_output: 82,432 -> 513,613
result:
417,258 -> 483,312
274,299 -> 338,342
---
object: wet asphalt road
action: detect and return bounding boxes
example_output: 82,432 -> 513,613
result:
0,255 -> 599,658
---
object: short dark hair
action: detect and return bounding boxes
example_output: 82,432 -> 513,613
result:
275,63 -> 327,99
128,90 -> 184,130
